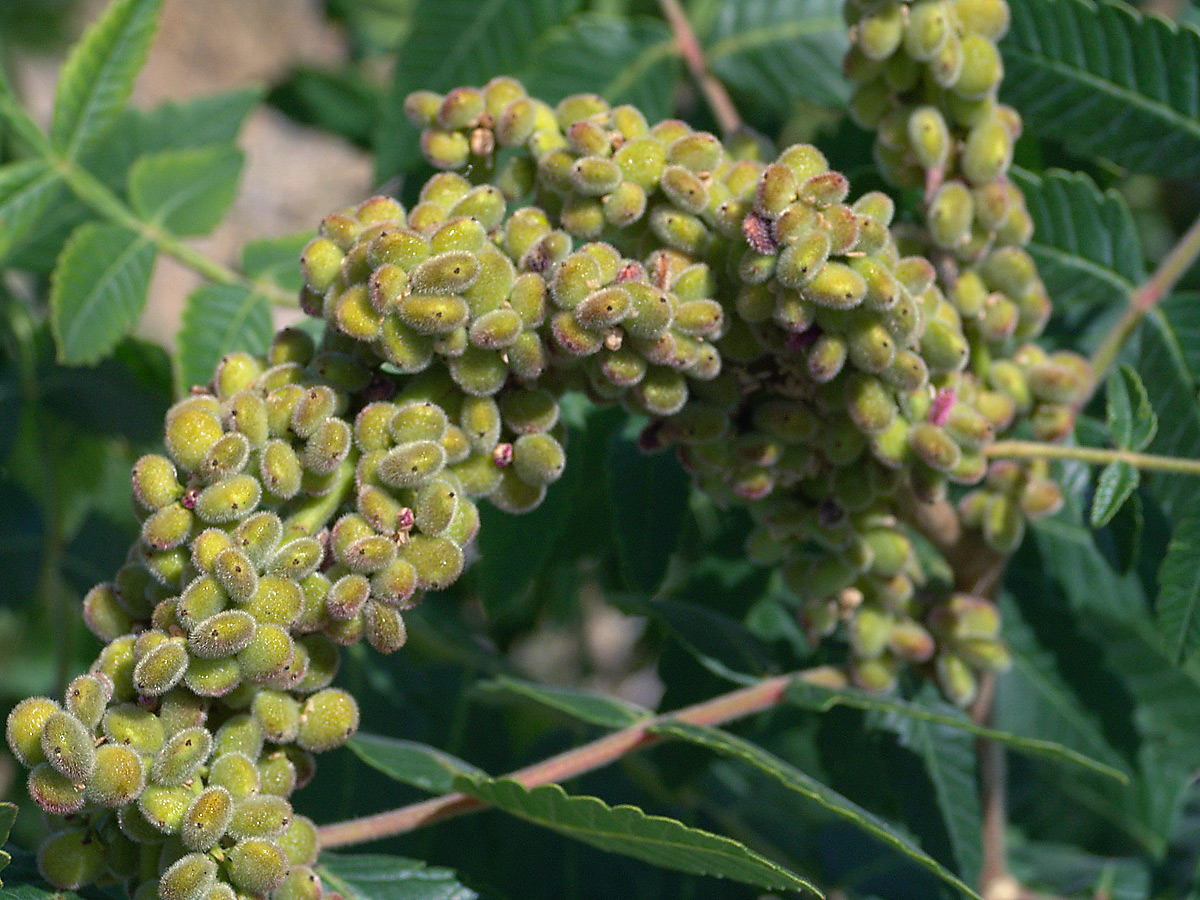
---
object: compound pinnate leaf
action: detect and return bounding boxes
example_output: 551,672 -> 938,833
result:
347,734 -> 485,795
51,0 -> 164,160
319,854 -> 477,900
452,777 -> 818,895
652,722 -> 982,899
1003,0 -> 1200,178
128,146 -> 244,237
705,0 -> 849,113
1014,168 -> 1144,309
50,222 -> 156,365
1156,492 -> 1200,665
176,284 -> 273,392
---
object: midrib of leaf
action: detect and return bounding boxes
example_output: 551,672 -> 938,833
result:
56,0 -> 162,160
57,231 -> 153,358
1002,46 -> 1200,147
1027,245 -> 1136,296
706,16 -> 843,61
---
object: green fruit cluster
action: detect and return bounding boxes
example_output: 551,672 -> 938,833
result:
8,331 -> 490,899
8,19 -> 1086,887
844,0 -> 1087,516
406,76 -> 1053,699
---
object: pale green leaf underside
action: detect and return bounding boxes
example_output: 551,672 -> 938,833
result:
51,0 -> 164,160
1015,167 -> 1144,308
50,222 -> 156,365
319,854 -> 478,900
176,284 -> 273,392
1091,461 -> 1140,527
1003,0 -> 1200,178
348,733 -> 485,795
653,722 -> 981,899
1106,365 -> 1157,451
705,0 -> 849,111
128,146 -> 244,237
453,777 -> 819,894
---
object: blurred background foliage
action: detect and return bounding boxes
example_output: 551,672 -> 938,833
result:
1,1 -> 1200,898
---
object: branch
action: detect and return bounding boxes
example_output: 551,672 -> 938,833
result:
317,668 -> 837,849
657,0 -> 743,136
1085,210 -> 1200,402
985,440 -> 1200,476
972,673 -> 1008,897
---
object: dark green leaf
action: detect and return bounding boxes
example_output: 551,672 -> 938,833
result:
615,593 -> 776,685
884,692 -> 983,886
1008,837 -> 1150,900
1032,485 -> 1200,836
128,146 -> 243,236
653,721 -> 981,899
1139,302 -> 1200,516
1091,461 -> 1140,528
452,777 -> 819,894
1107,364 -> 1158,451
348,733 -> 485,794
1014,168 -> 1144,309
787,680 -> 1126,781
319,854 -> 477,900
606,436 -> 690,593
1156,491 -> 1200,664
377,0 -> 583,177
0,161 -> 63,263
474,675 -> 649,728
705,0 -> 848,113
176,284 -> 273,391
268,67 -> 381,149
242,231 -> 313,293
39,337 -> 172,443
51,0 -> 164,159
392,0 -> 582,94
50,222 -> 156,365
522,16 -> 680,124
1003,0 -> 1200,178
